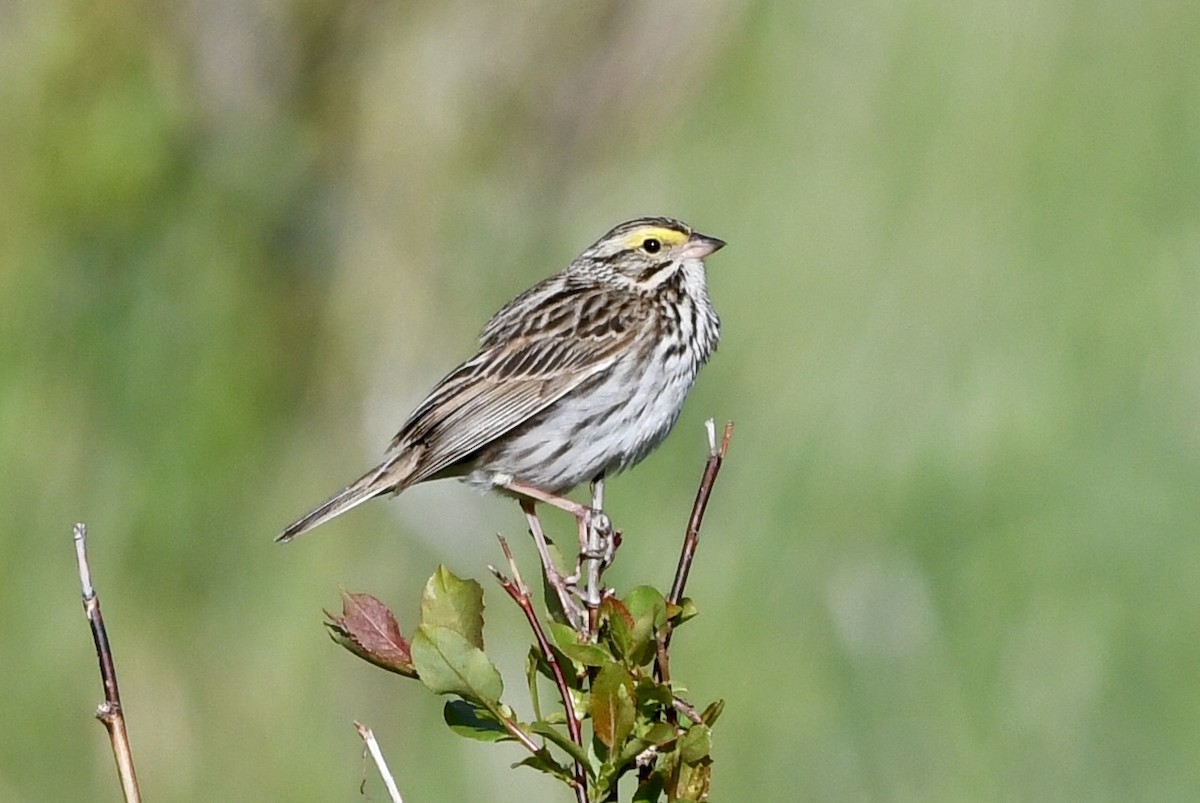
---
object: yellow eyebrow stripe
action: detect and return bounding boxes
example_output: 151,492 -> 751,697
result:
620,226 -> 688,250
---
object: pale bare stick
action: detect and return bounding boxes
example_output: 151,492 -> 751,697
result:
354,721 -> 405,803
656,420 -> 733,688
668,420 -> 733,606
73,522 -> 142,803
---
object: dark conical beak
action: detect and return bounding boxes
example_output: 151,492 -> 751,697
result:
680,231 -> 726,260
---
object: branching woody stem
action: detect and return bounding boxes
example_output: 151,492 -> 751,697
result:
491,538 -> 589,803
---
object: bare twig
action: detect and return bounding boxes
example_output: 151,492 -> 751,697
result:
73,523 -> 142,803
656,421 -> 733,691
668,420 -> 733,606
491,537 -> 589,803
654,629 -> 672,689
355,721 -> 405,803
671,696 -> 705,726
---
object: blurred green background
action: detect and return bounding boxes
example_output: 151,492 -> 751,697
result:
4,1 -> 1199,800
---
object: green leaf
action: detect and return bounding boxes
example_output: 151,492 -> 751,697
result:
612,724 -> 678,776
635,677 -> 675,711
639,722 -> 678,747
609,736 -> 651,779
549,621 -> 614,667
530,720 -> 593,773
633,773 -> 665,803
525,648 -> 544,722
625,586 -> 667,627
539,540 -> 572,625
590,664 -> 635,751
548,643 -> 586,688
700,699 -> 725,727
619,727 -> 672,771
411,624 -> 503,705
540,711 -> 569,725
623,586 -> 667,665
678,760 -> 712,801
528,643 -> 576,686
667,596 -> 699,627
443,700 -> 511,743
514,750 -> 575,784
679,723 -> 712,765
420,566 -> 485,649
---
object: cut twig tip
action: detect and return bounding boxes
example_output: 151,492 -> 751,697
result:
355,721 -> 405,803
73,522 -> 95,599
493,535 -> 526,591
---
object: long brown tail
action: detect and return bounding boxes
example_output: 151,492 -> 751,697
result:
277,462 -> 402,542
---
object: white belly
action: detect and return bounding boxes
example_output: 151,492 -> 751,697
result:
467,338 -> 702,492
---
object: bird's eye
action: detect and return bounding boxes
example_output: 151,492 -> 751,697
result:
642,238 -> 661,254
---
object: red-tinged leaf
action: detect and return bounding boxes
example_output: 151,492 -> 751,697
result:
324,591 -> 416,677
590,663 -> 635,751
601,596 -> 637,662
602,596 -> 636,631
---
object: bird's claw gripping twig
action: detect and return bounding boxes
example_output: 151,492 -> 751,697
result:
503,476 -> 622,635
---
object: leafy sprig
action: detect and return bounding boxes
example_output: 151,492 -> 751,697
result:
327,421 -> 732,802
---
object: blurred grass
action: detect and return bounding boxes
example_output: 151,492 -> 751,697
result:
3,0 -> 1200,800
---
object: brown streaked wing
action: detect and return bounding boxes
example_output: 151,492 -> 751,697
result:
478,273 -> 571,347
384,304 -> 636,485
